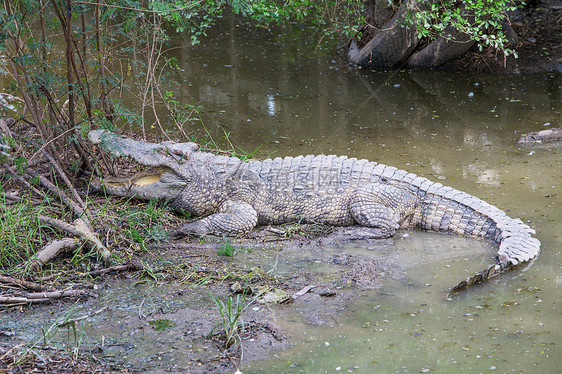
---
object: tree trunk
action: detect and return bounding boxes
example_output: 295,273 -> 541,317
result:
406,27 -> 476,68
348,0 -> 517,69
348,4 -> 419,68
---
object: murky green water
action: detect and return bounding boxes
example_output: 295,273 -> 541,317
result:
3,14 -> 560,373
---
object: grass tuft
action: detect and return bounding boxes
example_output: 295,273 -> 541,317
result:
207,290 -> 254,350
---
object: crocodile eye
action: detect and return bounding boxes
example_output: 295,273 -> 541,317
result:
171,149 -> 189,160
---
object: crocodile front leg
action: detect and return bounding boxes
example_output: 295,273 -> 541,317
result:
345,183 -> 419,239
171,200 -> 258,238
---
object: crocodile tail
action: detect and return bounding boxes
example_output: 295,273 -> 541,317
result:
448,216 -> 541,293
411,181 -> 541,291
449,257 -> 512,293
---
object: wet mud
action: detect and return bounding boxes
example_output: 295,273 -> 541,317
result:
0,225 -> 496,373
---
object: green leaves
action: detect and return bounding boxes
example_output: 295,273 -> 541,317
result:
218,238 -> 236,256
403,0 -> 521,57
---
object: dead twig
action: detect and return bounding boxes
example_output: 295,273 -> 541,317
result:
27,168 -> 91,226
32,272 -> 64,282
291,285 -> 316,300
0,275 -> 50,292
55,306 -> 108,328
41,149 -> 90,213
28,238 -> 80,271
34,261 -> 142,282
76,261 -> 142,278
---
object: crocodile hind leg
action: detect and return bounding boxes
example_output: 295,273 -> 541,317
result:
345,183 -> 419,239
171,200 -> 258,238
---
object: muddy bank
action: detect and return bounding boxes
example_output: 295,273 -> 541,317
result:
1,224 -> 494,373
0,228 -> 390,373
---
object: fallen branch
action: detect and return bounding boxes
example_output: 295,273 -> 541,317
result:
38,215 -> 112,263
4,165 -> 46,199
0,192 -> 20,202
29,238 -> 80,271
25,289 -> 90,299
0,296 -> 51,305
73,218 -> 111,262
0,275 -> 50,292
0,288 -> 92,305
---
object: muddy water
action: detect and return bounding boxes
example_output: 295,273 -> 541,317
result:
3,14 -> 561,373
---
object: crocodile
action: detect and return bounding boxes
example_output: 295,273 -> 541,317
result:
88,130 -> 541,291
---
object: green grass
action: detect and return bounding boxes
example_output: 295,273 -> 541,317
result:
106,197 -> 171,254
0,195 -> 52,272
120,198 -> 169,245
193,123 -> 262,161
208,290 -> 254,350
0,191 -> 171,276
218,238 -> 237,257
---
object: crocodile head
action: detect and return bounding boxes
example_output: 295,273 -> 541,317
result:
88,130 -> 200,201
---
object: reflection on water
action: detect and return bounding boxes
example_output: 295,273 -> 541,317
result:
266,94 -> 277,116
169,17 -> 559,165
3,13 -> 561,373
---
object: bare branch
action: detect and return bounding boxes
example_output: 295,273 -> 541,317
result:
28,238 -> 80,271
0,275 -> 50,292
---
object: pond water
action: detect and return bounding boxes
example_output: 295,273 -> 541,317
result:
4,13 -> 561,373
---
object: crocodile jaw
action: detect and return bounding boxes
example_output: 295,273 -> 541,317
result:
91,167 -> 187,201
